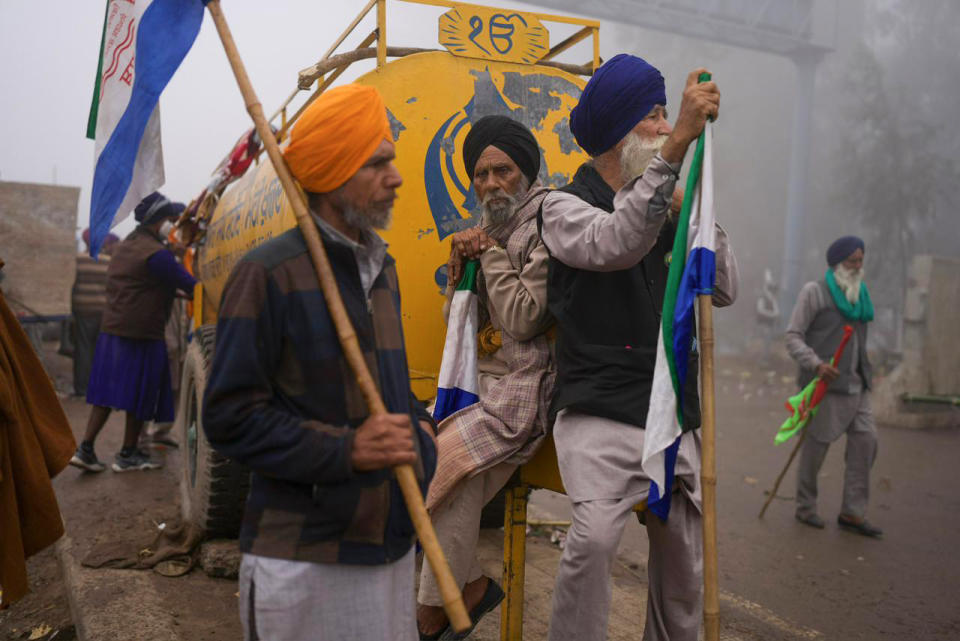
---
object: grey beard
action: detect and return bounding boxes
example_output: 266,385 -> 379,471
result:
481,176 -> 529,225
620,132 -> 668,183
834,264 -> 864,304
341,203 -> 392,232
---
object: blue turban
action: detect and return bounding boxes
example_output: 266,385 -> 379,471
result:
570,54 -> 667,157
134,191 -> 185,225
827,236 -> 865,266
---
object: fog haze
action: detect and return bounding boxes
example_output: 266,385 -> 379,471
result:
1,0 -> 956,351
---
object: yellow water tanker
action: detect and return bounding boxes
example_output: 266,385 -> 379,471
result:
193,3 -> 595,402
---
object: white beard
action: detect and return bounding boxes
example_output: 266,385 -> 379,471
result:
481,189 -> 519,225
480,176 -> 530,225
620,132 -> 669,183
833,264 -> 864,304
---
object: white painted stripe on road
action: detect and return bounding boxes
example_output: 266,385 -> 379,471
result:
719,590 -> 823,639
532,494 -> 823,640
611,555 -> 822,640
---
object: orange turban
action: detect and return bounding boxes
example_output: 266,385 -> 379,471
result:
283,84 -> 392,193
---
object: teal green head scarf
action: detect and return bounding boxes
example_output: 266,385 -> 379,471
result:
825,268 -> 874,322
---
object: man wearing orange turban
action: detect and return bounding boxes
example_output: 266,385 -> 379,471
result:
204,83 -> 437,641
284,83 -> 394,194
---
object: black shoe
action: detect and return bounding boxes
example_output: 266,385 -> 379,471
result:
441,578 -> 505,640
838,515 -> 883,538
795,513 -> 825,529
111,449 -> 163,472
69,445 -> 106,473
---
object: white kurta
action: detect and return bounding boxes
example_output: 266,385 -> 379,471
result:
239,549 -> 417,641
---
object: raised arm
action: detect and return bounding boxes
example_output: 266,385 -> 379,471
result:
540,155 -> 679,271
146,248 -> 197,295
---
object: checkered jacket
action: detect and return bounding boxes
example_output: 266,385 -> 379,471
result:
203,226 -> 436,565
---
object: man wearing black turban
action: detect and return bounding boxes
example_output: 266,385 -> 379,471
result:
462,115 -> 541,188
786,236 -> 881,538
540,61 -> 739,641
417,116 -> 555,639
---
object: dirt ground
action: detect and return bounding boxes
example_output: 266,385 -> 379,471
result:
0,547 -> 74,641
52,397 -> 241,641
2,342 -> 959,640
1,342 -> 240,641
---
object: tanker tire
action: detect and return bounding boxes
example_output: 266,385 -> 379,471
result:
176,325 -> 250,539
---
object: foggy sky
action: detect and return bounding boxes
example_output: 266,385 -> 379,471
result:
0,0 -> 597,235
1,1 -> 955,349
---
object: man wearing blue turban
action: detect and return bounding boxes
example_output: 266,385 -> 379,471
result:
540,57 -> 739,641
786,236 -> 881,538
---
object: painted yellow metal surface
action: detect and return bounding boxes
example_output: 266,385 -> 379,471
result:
195,163 -> 296,314
501,485 -> 529,640
198,51 -> 588,399
439,5 -> 549,64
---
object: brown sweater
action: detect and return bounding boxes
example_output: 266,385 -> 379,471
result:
100,227 -> 175,340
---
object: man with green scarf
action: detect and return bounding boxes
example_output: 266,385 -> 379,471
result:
785,235 -> 881,537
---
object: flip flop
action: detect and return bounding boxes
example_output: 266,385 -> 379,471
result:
441,578 -> 505,640
419,626 -> 449,641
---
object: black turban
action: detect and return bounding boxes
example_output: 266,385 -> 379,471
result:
826,235 -> 865,266
134,191 -> 185,225
462,115 -> 540,186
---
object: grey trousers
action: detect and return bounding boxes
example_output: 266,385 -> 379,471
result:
549,411 -> 703,641
548,491 -> 702,641
796,392 -> 877,520
418,462 -> 516,606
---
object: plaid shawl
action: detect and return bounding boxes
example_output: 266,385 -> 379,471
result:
426,187 -> 554,510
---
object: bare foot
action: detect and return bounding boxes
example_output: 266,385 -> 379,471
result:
417,603 -> 449,637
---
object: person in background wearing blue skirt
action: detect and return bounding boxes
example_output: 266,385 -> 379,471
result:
69,192 -> 196,473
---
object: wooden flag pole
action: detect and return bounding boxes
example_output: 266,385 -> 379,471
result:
204,1 -> 470,632
758,428 -> 807,519
698,294 -> 720,641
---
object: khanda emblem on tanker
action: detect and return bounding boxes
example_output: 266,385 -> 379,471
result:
423,68 -> 586,241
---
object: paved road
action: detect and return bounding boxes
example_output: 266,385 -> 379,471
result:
13,347 -> 958,640
532,359 -> 960,640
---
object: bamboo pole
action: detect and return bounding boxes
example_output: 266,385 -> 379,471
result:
758,427 -> 807,519
204,1 -> 470,632
698,295 -> 720,641
541,25 -> 592,62
591,27 -> 600,71
297,46 -> 594,89
278,31 -> 378,143
323,0 -> 378,64
376,0 -> 387,69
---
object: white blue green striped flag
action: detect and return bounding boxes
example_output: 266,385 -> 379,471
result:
433,260 -> 481,422
86,0 -> 208,257
644,118 -> 716,520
